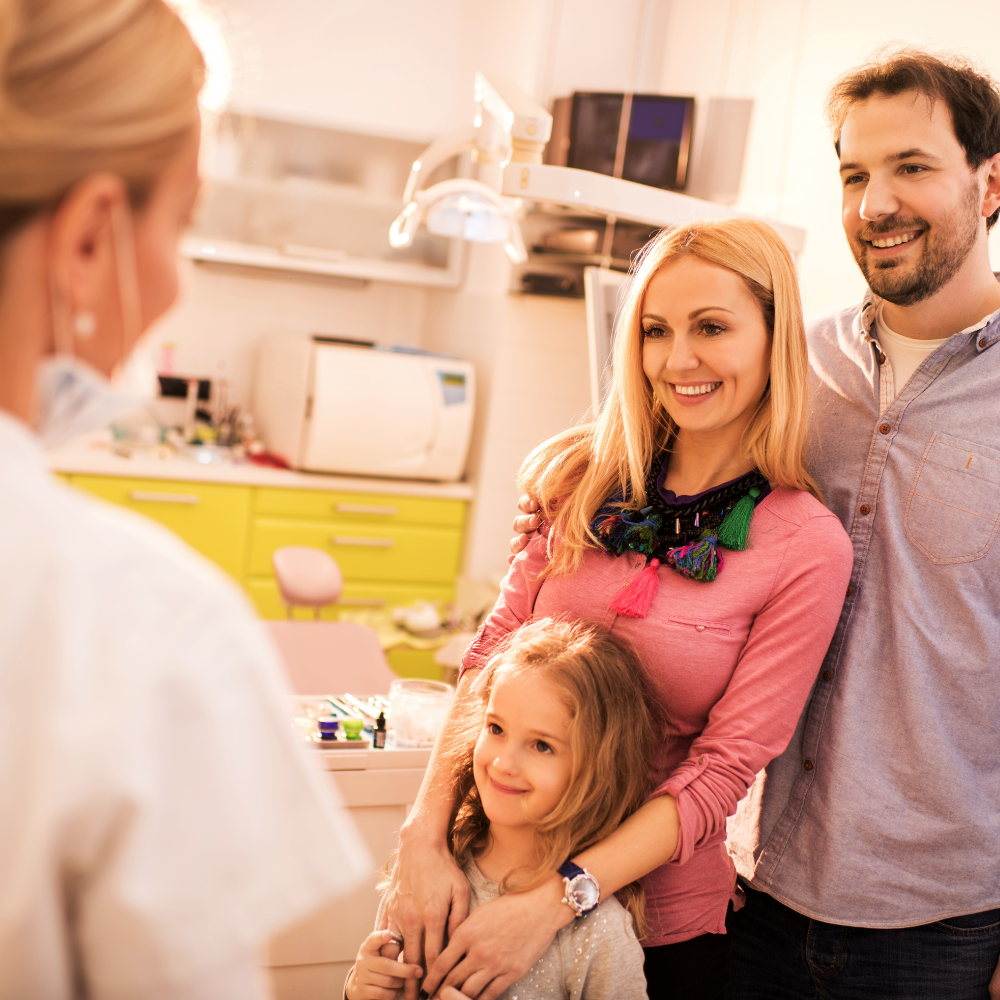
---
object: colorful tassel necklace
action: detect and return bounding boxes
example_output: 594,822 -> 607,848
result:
590,456 -> 770,618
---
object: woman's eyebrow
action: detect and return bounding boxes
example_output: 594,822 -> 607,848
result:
689,306 -> 736,319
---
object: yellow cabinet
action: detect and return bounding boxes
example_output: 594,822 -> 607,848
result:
68,475 -> 252,580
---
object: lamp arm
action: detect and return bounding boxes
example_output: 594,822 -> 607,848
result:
402,126 -> 479,204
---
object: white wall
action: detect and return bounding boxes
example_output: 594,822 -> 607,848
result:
659,0 -> 1000,321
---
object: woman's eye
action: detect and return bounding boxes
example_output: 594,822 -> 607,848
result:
643,325 -> 667,339
488,723 -> 503,736
700,322 -> 725,337
534,740 -> 553,754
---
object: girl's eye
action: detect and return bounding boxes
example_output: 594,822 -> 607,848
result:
699,321 -> 725,337
534,740 -> 553,754
488,723 -> 503,736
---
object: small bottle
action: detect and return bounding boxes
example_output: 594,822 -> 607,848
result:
373,712 -> 387,749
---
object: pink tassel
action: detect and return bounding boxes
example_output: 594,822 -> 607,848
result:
609,559 -> 660,618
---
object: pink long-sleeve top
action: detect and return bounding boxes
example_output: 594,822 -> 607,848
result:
461,487 -> 853,947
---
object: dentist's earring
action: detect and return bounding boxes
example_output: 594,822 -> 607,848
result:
73,311 -> 96,339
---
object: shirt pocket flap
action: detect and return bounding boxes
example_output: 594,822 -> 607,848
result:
666,615 -> 732,636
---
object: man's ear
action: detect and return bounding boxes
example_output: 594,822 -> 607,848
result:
980,151 -> 1000,222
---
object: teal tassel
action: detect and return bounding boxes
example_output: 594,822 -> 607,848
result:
717,487 -> 760,551
665,530 -> 724,582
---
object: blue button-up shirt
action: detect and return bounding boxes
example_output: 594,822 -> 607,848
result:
729,290 -> 1000,927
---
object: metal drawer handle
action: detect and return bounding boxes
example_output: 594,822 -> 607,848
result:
338,596 -> 387,607
330,535 -> 394,548
335,503 -> 397,516
130,490 -> 199,505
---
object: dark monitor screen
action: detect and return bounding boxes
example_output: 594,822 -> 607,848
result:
567,92 -> 694,190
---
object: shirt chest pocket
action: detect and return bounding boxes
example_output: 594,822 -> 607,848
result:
904,431 -> 1000,563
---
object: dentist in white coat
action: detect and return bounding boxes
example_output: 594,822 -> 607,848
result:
0,1 -> 370,998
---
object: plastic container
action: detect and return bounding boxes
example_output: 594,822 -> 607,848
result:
386,678 -> 454,748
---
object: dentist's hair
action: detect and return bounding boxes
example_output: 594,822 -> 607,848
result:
0,0 -> 204,240
519,218 -> 818,576
448,617 -> 661,937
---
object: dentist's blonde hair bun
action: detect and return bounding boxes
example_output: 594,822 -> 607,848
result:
0,0 -> 203,214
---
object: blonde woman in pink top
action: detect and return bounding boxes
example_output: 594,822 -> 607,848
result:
385,219 -> 853,1000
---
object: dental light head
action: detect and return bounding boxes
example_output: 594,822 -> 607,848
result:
388,74 -> 551,265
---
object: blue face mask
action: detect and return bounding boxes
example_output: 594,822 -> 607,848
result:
34,345 -> 158,450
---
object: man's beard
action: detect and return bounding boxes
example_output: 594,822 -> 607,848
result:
850,181 -> 981,307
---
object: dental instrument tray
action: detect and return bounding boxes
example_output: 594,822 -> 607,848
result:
290,694 -> 389,749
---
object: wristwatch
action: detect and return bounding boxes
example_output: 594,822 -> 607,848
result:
558,860 -> 600,918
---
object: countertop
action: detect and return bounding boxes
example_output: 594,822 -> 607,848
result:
312,745 -> 432,771
46,440 -> 475,501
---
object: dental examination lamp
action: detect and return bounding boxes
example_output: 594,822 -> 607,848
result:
390,73 -> 806,261
389,73 -> 551,264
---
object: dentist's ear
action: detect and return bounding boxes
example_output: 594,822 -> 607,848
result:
46,172 -> 130,377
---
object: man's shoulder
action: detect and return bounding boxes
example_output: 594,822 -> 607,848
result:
805,301 -> 866,344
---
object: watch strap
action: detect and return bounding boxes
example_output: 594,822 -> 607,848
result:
558,860 -> 586,880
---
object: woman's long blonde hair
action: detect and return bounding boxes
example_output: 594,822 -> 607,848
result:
448,618 -> 662,938
520,218 -> 818,576
0,0 -> 203,228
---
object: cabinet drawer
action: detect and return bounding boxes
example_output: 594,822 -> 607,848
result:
249,517 -> 462,582
69,475 -> 252,580
246,578 -> 455,620
254,487 -> 465,528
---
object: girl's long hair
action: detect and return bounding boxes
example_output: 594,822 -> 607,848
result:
448,618 -> 662,937
519,218 -> 819,577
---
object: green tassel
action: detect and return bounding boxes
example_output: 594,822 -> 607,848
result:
717,487 -> 760,551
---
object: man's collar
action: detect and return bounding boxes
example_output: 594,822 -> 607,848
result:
857,277 -> 1000,343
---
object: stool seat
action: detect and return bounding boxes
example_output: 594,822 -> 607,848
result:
272,546 -> 343,612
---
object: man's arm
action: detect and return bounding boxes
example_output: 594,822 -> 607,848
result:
508,495 -> 540,561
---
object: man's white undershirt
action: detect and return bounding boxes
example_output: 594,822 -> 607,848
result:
874,302 -> 949,398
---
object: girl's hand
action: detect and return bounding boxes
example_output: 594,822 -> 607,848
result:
423,874 -> 572,1000
381,834 -> 471,1000
508,495 -> 541,562
346,930 -> 425,1000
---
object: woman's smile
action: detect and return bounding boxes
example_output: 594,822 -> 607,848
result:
671,380 -> 723,403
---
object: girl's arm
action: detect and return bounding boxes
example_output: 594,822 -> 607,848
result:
382,536 -> 550,1000
423,511 -> 853,1000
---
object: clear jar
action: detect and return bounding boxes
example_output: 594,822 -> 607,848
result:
386,678 -> 454,748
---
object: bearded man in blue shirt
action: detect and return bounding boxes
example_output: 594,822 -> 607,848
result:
509,47 -> 1000,1000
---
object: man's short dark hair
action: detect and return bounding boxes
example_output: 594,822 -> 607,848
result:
826,48 -> 1000,231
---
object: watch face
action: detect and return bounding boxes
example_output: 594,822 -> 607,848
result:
568,874 -> 600,912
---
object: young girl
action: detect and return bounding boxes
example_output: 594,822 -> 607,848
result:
346,618 -> 656,1000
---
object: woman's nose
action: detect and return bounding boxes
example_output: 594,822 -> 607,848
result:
668,333 -> 700,373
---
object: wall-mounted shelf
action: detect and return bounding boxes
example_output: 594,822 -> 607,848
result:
181,236 -> 464,288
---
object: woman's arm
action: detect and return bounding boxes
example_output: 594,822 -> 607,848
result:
425,511 -> 853,998
383,537 -> 550,999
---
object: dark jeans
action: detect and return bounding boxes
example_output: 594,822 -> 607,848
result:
644,931 -> 732,1000
727,880 -> 1000,999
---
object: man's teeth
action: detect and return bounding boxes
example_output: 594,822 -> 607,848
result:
870,232 -> 919,248
675,382 -> 721,396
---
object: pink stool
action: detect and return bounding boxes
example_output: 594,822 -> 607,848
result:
272,546 -> 344,619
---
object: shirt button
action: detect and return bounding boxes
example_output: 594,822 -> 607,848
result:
859,504 -> 870,516
695,625 -> 705,631
980,339 -> 987,349
879,423 -> 891,434
698,756 -> 706,765
822,670 -> 832,681
803,760 -> 814,771
877,351 -> 886,365
846,585 -> 854,596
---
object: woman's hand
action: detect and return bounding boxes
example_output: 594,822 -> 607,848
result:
423,874 -> 572,1000
346,930 -> 425,1000
508,495 -> 541,563
382,832 -> 471,1000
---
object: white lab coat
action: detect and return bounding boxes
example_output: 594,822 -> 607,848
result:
0,413 -> 371,999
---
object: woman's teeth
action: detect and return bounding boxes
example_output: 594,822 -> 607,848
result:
674,382 -> 721,396
870,232 -> 919,248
